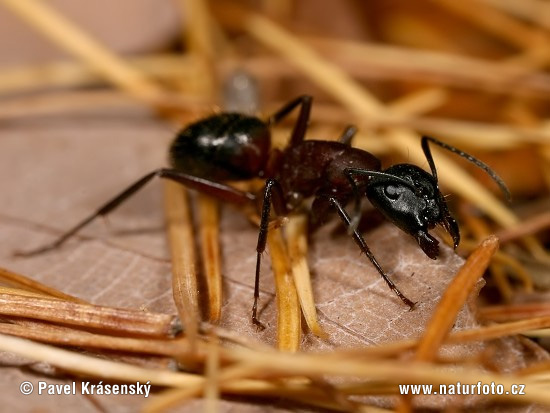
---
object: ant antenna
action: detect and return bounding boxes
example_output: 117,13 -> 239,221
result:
421,136 -> 511,202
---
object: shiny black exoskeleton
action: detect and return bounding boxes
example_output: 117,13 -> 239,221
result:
170,113 -> 270,181
367,163 -> 456,260
18,95 -> 510,329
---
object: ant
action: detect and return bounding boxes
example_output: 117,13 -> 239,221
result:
17,95 -> 510,329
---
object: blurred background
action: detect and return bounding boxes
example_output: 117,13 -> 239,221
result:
2,0 -> 550,192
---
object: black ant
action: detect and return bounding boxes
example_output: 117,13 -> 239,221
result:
17,95 -> 510,329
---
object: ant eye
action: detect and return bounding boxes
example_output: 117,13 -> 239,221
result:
384,185 -> 400,199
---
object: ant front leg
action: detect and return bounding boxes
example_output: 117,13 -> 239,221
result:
252,178 -> 287,330
16,168 -> 255,257
268,95 -> 312,147
328,196 -> 416,309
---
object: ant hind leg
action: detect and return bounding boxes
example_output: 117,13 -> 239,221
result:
15,168 -> 256,257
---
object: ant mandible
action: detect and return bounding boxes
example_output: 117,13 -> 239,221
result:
18,95 -> 510,329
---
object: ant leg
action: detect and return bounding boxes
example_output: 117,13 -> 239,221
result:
344,174 -> 362,234
338,125 -> 357,146
158,169 -> 256,205
252,178 -> 286,330
328,197 -> 416,309
345,168 -> 416,191
15,170 -> 160,256
268,95 -> 312,147
16,168 -> 255,257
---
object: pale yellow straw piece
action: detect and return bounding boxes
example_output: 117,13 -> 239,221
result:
198,195 -> 223,323
267,227 -> 301,352
164,181 -> 200,349
286,215 -> 328,338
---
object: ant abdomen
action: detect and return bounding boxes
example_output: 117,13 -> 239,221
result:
169,113 -> 271,181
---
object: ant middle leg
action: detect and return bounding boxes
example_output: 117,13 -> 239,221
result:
252,178 -> 287,330
16,168 -> 256,257
339,125 -> 357,146
327,196 -> 416,309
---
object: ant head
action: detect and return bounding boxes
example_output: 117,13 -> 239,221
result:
366,163 -> 459,259
347,136 -> 508,259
